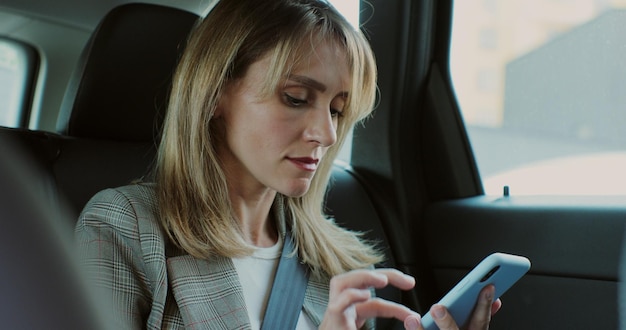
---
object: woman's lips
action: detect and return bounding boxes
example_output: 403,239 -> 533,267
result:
287,157 -> 319,172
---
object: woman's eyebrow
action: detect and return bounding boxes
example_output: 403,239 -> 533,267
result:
287,75 -> 349,98
287,75 -> 327,92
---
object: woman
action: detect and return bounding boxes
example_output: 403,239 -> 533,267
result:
76,0 -> 500,329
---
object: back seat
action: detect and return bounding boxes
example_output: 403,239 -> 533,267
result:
0,137 -> 109,329
0,3 -> 402,328
1,3 -> 198,219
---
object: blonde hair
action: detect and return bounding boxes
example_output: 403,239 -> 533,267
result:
156,0 -> 382,277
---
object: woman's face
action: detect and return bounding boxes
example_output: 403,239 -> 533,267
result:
216,41 -> 350,198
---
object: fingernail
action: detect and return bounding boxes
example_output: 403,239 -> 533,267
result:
433,306 -> 446,320
484,289 -> 494,301
404,315 -> 421,330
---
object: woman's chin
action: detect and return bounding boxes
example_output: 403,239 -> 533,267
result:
279,180 -> 312,198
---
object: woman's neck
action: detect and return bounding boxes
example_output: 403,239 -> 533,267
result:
229,188 -> 278,247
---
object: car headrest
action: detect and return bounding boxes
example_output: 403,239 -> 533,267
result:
57,3 -> 199,142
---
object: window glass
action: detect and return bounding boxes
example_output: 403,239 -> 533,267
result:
329,0 -> 359,28
0,38 -> 37,128
450,0 -> 626,195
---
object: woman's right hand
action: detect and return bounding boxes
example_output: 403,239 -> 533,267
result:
319,268 -> 422,330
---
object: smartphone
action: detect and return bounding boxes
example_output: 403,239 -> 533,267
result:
421,253 -> 531,330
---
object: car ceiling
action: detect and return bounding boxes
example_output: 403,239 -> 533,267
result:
0,0 -> 215,30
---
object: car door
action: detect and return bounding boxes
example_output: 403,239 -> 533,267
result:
352,0 -> 626,328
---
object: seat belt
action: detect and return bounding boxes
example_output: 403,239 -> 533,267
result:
261,231 -> 310,330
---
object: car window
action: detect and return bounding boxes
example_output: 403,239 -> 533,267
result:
450,0 -> 626,195
0,37 -> 38,128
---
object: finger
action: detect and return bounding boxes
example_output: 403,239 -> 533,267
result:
467,285 -> 495,330
329,269 -> 388,294
354,298 -> 421,326
430,305 -> 459,330
327,288 -> 372,315
373,268 -> 416,291
491,298 -> 502,316
405,314 -> 422,330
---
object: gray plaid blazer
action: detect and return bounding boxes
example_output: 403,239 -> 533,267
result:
75,183 -> 340,330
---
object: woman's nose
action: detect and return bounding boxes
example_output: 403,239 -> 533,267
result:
304,107 -> 338,147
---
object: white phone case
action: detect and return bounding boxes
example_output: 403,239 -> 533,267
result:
421,253 -> 531,330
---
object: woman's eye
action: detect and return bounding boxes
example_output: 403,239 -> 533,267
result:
284,93 -> 308,107
330,108 -> 343,118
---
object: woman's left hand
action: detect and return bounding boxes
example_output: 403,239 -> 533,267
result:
419,285 -> 502,330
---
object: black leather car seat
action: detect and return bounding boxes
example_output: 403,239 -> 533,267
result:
47,4 -> 198,218
53,3 -> 199,216
57,3 -> 198,142
0,138 -> 110,330
0,4 -> 199,219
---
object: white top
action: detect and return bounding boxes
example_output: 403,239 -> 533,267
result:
232,236 -> 316,330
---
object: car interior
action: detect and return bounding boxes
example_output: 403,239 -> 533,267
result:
0,0 -> 625,329
0,138 -> 110,329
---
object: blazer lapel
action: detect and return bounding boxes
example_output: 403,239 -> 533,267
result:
167,255 -> 251,330
302,274 -> 329,326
